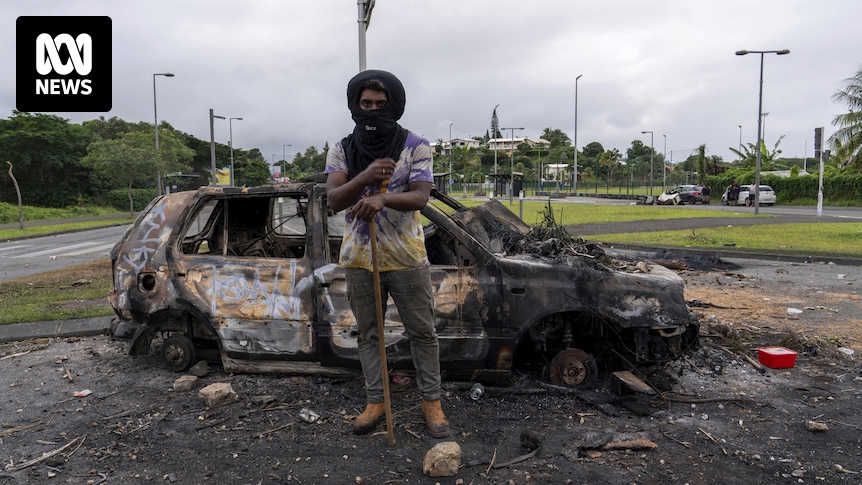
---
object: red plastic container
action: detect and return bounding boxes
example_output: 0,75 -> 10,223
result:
757,346 -> 797,369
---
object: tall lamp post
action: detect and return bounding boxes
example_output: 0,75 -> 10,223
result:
641,131 -> 654,195
229,117 -> 243,186
573,74 -> 582,195
153,72 -> 174,195
282,144 -> 292,179
761,112 -> 770,145
492,104 -> 500,176
738,124 -> 743,161
449,122 -> 454,193
209,109 -> 225,185
736,48 -> 790,215
662,134 -> 667,190
501,126 -> 524,202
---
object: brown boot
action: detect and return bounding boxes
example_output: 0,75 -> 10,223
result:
353,403 -> 386,435
421,400 -> 451,438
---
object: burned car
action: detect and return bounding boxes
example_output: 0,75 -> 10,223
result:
109,183 -> 698,386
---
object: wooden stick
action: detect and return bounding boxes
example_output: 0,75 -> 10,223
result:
370,217 -> 395,447
0,420 -> 43,437
4,435 -> 85,472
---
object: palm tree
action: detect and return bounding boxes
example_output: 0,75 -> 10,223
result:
728,136 -> 785,170
830,65 -> 862,171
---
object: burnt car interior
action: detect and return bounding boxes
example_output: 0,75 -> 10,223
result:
180,196 -> 319,260
178,193 -> 479,268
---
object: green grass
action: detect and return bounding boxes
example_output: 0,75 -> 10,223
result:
433,199 -> 760,226
591,223 -> 862,258
0,259 -> 114,325
0,217 -> 135,240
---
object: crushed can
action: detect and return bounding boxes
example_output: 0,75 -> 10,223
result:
469,383 -> 485,400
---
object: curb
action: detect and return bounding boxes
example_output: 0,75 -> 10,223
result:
0,316 -> 114,344
605,244 -> 862,267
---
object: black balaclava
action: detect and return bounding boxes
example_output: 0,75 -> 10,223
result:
341,70 -> 409,179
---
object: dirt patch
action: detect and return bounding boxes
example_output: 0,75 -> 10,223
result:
47,298 -> 107,312
1,258 -> 860,484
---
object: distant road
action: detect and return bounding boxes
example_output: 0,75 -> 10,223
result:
1,199 -> 859,280
0,224 -> 129,280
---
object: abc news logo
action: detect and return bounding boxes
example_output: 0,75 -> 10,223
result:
17,16 -> 112,112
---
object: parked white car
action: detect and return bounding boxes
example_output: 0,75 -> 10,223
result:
721,184 -> 776,206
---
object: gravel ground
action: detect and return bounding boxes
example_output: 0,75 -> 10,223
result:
1,251 -> 860,484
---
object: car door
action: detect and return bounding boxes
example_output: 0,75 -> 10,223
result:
172,195 -> 317,362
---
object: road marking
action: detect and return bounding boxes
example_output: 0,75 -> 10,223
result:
64,242 -> 116,257
0,245 -> 32,252
13,242 -> 100,258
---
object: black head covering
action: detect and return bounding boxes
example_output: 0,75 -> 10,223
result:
341,70 -> 409,179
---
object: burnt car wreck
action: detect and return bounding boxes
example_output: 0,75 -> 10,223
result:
109,183 -> 698,386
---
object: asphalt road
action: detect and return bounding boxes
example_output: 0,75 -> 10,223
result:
1,199 -> 859,281
0,224 -> 128,280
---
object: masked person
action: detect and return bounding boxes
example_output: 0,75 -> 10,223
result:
325,70 -> 450,438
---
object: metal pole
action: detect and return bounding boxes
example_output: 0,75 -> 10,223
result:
501,127 -> 524,203
736,48 -> 790,215
662,134 -> 666,190
357,0 -> 367,71
449,122 -> 453,194
738,124 -> 742,161
574,74 -> 582,196
753,53 -> 765,215
492,104 -> 499,176
817,127 -> 825,216
283,144 -> 292,180
641,131 -> 654,195
229,117 -> 242,187
153,73 -> 174,195
209,109 -> 225,185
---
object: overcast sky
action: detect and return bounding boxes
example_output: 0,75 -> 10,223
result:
2,0 -> 860,169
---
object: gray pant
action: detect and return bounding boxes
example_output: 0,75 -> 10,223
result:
345,267 -> 441,403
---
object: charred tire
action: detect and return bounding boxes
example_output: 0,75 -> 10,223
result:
161,335 -> 196,372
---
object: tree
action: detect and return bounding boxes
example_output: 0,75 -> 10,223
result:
729,136 -> 786,170
540,128 -> 572,148
0,111 -> 94,207
830,64 -> 862,171
6,161 -> 23,230
582,141 -> 605,160
490,108 -> 501,139
694,145 -> 707,184
82,131 -> 193,215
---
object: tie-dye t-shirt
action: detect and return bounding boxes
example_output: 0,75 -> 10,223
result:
325,131 -> 434,271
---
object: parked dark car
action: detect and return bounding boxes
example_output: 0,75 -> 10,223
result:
659,185 -> 704,205
109,183 -> 698,386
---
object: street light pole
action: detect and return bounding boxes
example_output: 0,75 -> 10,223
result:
282,144 -> 292,180
209,109 -> 225,185
501,127 -> 524,202
229,117 -> 243,186
736,48 -> 790,215
153,73 -> 174,195
662,134 -> 667,190
449,122 -> 454,193
492,104 -> 499,176
641,131 -> 654,195
761,112 -> 769,145
738,124 -> 743,161
574,74 -> 582,196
